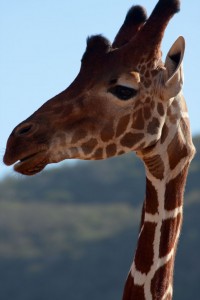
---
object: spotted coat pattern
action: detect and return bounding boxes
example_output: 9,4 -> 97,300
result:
3,1 -> 196,300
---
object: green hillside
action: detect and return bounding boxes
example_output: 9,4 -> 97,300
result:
0,136 -> 199,300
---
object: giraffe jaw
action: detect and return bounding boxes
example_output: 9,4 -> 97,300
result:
13,151 -> 48,176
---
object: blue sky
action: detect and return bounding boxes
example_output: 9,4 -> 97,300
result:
1,0 -> 200,178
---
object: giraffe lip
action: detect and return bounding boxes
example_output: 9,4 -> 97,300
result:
19,152 -> 39,163
14,151 -> 48,175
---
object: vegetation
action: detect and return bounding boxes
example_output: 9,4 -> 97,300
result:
0,136 -> 199,300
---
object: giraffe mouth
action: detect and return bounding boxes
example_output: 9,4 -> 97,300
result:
14,151 -> 48,176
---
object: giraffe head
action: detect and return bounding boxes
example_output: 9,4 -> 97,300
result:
4,0 -> 184,175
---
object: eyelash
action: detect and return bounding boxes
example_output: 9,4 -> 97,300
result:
108,85 -> 137,100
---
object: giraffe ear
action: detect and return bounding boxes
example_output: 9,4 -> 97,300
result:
164,36 -> 185,98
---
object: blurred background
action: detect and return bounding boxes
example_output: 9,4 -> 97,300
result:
0,1 -> 200,299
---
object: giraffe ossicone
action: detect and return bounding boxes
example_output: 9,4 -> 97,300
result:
3,1 -> 195,299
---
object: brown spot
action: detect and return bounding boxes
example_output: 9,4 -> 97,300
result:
151,258 -> 173,300
164,164 -> 189,210
120,133 -> 144,148
135,222 -> 156,274
159,213 -> 182,258
101,123 -> 115,142
145,70 -> 150,78
160,124 -> 169,144
106,143 -> 117,157
147,118 -> 160,135
167,132 -> 188,170
82,138 -> 98,155
151,69 -> 159,77
94,147 -> 103,159
143,106 -> 151,120
145,178 -> 158,214
143,79 -> 151,88
122,273 -> 145,300
116,114 -> 130,138
145,96 -> 151,103
157,103 -> 164,116
132,109 -> 144,130
71,129 -> 87,144
143,155 -> 164,180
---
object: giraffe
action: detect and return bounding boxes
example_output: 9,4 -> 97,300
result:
3,0 -> 195,299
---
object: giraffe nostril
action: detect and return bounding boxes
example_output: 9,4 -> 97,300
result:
15,123 -> 35,136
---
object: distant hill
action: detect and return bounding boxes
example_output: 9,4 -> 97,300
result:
0,135 -> 199,300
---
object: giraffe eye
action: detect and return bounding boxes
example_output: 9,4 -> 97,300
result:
108,85 -> 137,100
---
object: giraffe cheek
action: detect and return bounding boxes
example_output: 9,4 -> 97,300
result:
106,143 -> 117,157
100,123 -> 115,142
71,129 -> 88,144
81,138 -> 98,156
143,106 -> 151,120
120,133 -> 144,149
116,114 -> 131,138
147,118 -> 160,135
93,148 -> 104,160
131,109 -> 145,130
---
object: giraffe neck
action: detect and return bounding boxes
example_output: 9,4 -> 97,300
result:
123,166 -> 189,300
123,160 -> 189,300
122,105 -> 195,300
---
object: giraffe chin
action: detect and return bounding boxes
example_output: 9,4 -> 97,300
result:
14,151 -> 48,176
